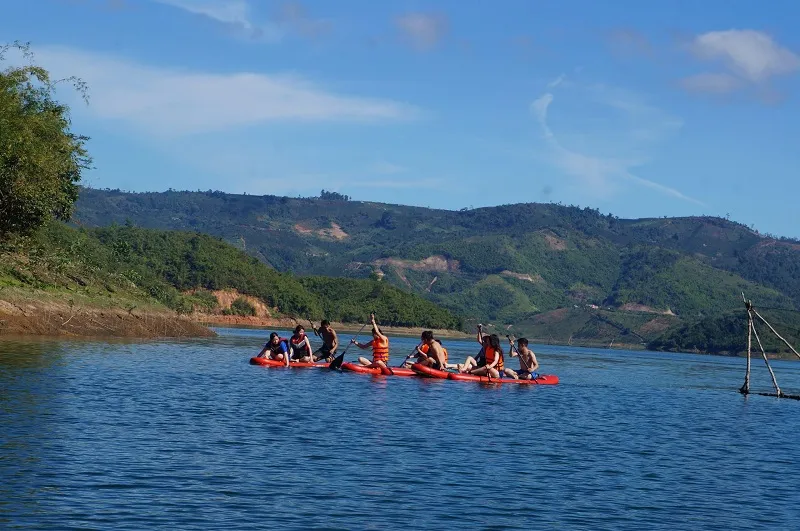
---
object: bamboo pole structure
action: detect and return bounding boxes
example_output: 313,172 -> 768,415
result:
740,307 -> 752,395
750,320 -> 782,397
752,309 -> 800,361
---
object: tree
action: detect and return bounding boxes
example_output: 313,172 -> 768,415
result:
0,42 -> 91,237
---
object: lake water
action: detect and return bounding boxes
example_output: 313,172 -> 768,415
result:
2,327 -> 800,530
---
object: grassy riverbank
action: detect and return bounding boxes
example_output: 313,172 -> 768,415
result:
0,222 -> 465,339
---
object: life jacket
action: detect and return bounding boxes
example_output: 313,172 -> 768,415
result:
484,346 -> 504,371
268,338 -> 288,355
290,335 -> 309,352
372,336 -> 389,363
442,347 -> 449,365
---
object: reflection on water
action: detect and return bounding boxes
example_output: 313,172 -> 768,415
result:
1,329 -> 800,529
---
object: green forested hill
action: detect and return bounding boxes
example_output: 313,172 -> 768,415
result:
73,188 -> 800,353
0,221 -> 461,329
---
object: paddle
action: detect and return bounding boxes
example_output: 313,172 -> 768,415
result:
329,322 -> 368,370
399,343 -> 424,367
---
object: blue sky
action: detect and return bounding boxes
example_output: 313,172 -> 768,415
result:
3,0 -> 800,237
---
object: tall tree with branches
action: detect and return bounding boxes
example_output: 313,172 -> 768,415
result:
0,41 -> 92,237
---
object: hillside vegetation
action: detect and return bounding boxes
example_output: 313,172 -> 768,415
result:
0,222 -> 461,330
73,188 -> 800,354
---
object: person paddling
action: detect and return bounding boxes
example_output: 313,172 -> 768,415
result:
504,337 -> 539,380
312,320 -> 338,362
288,325 -> 313,363
458,333 -> 504,378
456,325 -> 490,371
354,313 -> 390,370
415,331 -> 449,370
256,332 -> 291,367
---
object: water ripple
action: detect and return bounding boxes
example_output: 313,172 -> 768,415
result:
2,333 -> 800,529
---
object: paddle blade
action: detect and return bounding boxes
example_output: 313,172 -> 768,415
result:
329,353 -> 345,371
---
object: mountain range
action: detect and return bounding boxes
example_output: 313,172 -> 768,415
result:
74,188 -> 800,354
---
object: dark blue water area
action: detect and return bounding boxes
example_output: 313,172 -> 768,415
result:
2,327 -> 800,530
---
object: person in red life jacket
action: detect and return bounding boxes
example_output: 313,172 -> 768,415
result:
288,325 -> 313,363
354,313 -> 390,369
458,333 -> 504,378
504,337 -> 539,380
255,332 -> 291,367
415,331 -> 449,370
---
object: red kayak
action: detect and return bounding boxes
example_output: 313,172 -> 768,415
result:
448,372 -> 559,385
340,362 -> 416,377
249,357 -> 328,368
411,362 -> 451,379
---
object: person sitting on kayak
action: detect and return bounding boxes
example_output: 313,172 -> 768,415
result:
256,332 -> 290,366
504,337 -> 539,380
474,324 -> 489,365
312,320 -> 338,362
458,333 -> 504,378
288,325 -> 313,363
416,331 -> 448,370
354,313 -> 390,369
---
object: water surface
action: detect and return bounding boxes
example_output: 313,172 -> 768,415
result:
2,328 -> 799,530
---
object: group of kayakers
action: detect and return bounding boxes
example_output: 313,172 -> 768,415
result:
255,314 -> 540,379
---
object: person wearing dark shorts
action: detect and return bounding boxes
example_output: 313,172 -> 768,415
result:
416,331 -> 448,370
504,337 -> 539,380
312,320 -> 338,362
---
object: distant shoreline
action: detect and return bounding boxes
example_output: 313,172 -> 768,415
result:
0,294 -> 469,340
194,313 -> 472,339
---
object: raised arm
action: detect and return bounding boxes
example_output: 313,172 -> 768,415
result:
507,336 -> 519,357
371,313 -> 388,341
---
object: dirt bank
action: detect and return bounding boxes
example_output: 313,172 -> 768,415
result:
0,298 -> 215,339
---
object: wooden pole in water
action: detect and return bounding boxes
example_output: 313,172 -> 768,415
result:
750,320 -> 782,397
741,307 -> 752,395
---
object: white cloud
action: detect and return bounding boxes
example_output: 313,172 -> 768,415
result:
547,74 -> 566,89
679,72 -> 742,94
153,0 -> 331,41
154,0 -> 250,26
690,30 -> 799,82
31,45 -> 420,136
395,12 -> 448,51
531,90 -> 703,206
682,30 -> 800,95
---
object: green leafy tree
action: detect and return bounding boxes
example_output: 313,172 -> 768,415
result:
0,42 -> 91,237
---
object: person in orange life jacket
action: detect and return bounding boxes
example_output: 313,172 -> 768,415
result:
256,332 -> 291,367
415,331 -> 448,370
288,325 -> 313,363
458,333 -> 504,378
504,337 -> 539,380
354,313 -> 390,369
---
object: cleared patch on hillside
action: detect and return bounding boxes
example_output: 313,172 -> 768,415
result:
293,222 -> 349,240
500,270 -> 542,283
620,302 -> 676,315
532,307 -> 569,324
539,231 -> 567,250
209,289 -> 273,317
373,255 -> 460,274
638,316 -> 675,336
